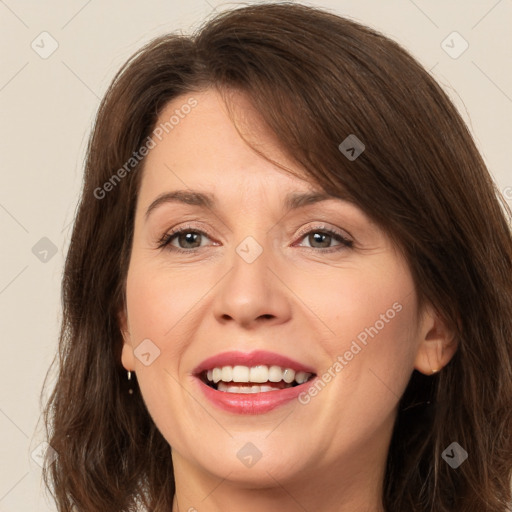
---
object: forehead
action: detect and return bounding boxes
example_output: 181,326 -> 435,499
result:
138,88 -> 321,204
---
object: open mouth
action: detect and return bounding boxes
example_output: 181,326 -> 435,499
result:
199,365 -> 316,394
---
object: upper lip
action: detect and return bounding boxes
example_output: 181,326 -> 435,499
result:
193,350 -> 316,375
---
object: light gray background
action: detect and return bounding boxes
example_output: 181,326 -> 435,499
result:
1,0 -> 511,510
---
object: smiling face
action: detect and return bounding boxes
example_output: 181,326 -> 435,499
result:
119,88 -> 447,502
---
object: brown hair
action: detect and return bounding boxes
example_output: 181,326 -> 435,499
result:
42,3 -> 512,511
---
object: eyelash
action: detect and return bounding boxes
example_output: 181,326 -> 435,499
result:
156,223 -> 353,254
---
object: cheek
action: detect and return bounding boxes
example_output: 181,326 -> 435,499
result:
298,258 -> 419,401
123,261 -> 196,413
291,259 -> 417,354
124,262 -> 199,447
301,270 -> 419,443
125,257 -> 212,350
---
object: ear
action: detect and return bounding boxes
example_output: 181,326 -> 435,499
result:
118,308 -> 135,372
414,304 -> 458,375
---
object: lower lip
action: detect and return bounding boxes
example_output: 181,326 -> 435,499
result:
195,377 -> 317,414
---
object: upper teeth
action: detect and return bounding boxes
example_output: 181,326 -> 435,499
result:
206,365 -> 311,385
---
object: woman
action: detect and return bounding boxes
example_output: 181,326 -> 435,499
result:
42,3 -> 512,511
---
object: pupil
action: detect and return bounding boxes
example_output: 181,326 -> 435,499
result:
180,232 -> 200,248
310,232 -> 330,248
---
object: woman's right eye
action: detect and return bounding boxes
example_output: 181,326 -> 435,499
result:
158,227 -> 214,253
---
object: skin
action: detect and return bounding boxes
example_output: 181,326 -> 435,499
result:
120,88 -> 457,512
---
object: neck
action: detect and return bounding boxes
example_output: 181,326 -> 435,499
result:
170,446 -> 387,512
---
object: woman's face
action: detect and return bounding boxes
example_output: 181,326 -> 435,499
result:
120,88 -> 433,491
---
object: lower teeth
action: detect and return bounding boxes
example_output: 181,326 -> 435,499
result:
216,382 -> 293,393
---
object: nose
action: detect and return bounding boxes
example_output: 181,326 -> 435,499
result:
212,236 -> 292,329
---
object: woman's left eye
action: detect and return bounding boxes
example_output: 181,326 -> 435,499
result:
157,226 -> 353,253
294,228 -> 353,252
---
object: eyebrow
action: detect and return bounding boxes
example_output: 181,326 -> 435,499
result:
144,189 -> 346,221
